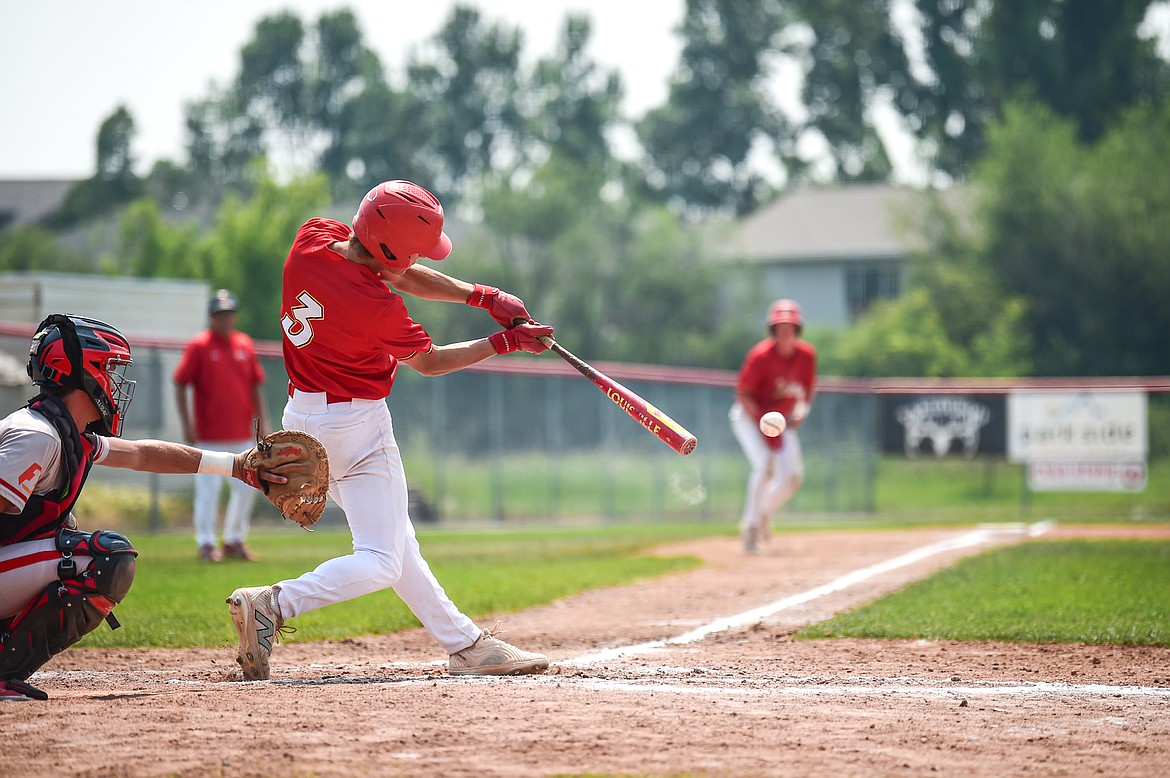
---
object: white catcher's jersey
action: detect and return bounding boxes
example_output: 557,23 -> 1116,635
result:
0,407 -> 109,513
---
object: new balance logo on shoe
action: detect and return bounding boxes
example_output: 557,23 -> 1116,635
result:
255,610 -> 275,654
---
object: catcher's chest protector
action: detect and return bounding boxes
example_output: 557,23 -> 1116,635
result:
0,396 -> 95,546
0,528 -> 137,683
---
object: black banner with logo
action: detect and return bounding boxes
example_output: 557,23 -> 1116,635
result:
879,394 -> 1007,457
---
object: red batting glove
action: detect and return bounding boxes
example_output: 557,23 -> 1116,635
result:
467,283 -> 532,328
489,322 -> 554,355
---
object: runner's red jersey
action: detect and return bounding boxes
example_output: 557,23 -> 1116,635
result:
280,218 -> 433,400
736,338 -> 817,449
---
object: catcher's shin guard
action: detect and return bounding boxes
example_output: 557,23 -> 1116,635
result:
0,529 -> 137,683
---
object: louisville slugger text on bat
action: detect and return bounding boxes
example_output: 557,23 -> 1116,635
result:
537,334 -> 698,456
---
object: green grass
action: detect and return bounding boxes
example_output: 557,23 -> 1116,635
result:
869,457 -> 1170,524
797,539 -> 1170,645
79,523 -> 728,649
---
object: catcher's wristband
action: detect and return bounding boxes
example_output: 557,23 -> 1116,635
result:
466,283 -> 498,309
197,450 -> 235,476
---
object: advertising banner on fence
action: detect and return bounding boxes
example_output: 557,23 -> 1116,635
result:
880,395 -> 1006,458
1007,391 -> 1147,463
1027,461 -> 1147,492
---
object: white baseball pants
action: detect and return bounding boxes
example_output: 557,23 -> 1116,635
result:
192,438 -> 257,548
729,402 -> 804,532
0,538 -> 91,619
275,390 -> 481,654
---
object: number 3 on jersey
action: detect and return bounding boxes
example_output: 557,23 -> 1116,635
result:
282,292 -> 324,348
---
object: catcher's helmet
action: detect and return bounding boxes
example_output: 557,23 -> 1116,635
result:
27,314 -> 135,437
352,180 -> 453,271
767,299 -> 804,333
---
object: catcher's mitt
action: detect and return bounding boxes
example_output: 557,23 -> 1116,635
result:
239,428 -> 329,529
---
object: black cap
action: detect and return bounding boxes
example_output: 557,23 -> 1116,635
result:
209,289 -> 238,315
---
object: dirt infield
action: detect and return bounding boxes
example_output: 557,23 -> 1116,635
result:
4,524 -> 1169,777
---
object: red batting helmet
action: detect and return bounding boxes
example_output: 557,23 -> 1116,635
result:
352,180 -> 453,271
767,299 -> 804,333
27,314 -> 136,437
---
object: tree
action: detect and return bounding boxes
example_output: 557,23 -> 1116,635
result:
406,5 -> 527,201
527,15 -> 624,178
793,0 -> 905,181
975,99 -> 1170,375
904,0 -> 1169,177
50,106 -> 143,227
0,226 -> 90,273
201,172 -> 332,339
636,0 -> 793,215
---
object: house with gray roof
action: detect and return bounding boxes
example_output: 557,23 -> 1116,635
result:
716,183 -> 968,328
0,179 -> 76,228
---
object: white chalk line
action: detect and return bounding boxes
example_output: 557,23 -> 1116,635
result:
48,520 -> 1166,703
139,670 -> 1170,702
563,524 -> 1040,666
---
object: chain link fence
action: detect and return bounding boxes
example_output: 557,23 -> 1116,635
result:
8,323 -> 1162,531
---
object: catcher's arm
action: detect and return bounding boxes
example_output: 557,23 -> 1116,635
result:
102,438 -> 288,486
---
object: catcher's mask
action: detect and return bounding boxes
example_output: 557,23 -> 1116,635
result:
352,180 -> 453,272
27,314 -> 136,437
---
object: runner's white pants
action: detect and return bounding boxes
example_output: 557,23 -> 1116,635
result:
193,438 -> 256,548
275,390 -> 481,654
729,402 -> 804,531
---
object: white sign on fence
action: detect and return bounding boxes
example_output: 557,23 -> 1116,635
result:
1007,391 -> 1147,463
1026,461 -> 1147,492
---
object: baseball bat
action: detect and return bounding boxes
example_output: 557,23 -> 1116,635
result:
539,335 -> 698,456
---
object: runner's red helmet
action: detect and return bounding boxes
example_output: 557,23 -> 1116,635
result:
767,299 -> 804,334
352,180 -> 453,271
27,314 -> 135,437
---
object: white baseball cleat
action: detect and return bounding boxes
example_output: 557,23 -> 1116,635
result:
448,623 -> 550,676
226,586 -> 290,681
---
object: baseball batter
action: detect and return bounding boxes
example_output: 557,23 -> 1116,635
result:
227,180 -> 554,682
0,315 -> 288,701
729,299 -> 817,554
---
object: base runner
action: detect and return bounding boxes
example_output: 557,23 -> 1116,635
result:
1,315 -> 287,701
729,299 -> 817,553
227,180 -> 554,681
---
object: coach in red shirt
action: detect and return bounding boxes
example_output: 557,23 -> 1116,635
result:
174,290 -> 268,562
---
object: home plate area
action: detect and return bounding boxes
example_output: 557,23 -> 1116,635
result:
4,525 -> 1169,778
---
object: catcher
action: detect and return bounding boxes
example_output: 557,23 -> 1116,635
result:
0,314 -> 307,701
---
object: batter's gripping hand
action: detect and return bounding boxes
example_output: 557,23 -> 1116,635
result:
235,429 -> 330,530
490,322 -> 554,355
467,283 -> 532,328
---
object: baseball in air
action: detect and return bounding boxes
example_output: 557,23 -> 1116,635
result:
759,411 -> 787,437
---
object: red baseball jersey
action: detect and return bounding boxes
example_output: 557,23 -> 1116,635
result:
173,330 -> 265,441
280,218 -> 432,400
736,338 -> 817,450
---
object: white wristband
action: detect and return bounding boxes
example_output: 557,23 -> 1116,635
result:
197,450 -> 235,476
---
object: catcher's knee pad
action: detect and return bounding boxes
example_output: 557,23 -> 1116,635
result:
56,528 -> 138,602
0,529 -> 137,682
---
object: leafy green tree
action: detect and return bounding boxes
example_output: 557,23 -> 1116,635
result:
637,0 -> 793,215
116,199 -> 204,279
793,0 -> 904,181
201,172 -> 332,339
976,99 -> 1170,375
832,288 -> 970,376
0,226 -> 90,273
528,14 -> 624,177
50,106 -> 143,227
315,11 -> 424,200
407,5 -> 527,200
905,0 -> 1168,177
